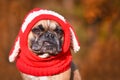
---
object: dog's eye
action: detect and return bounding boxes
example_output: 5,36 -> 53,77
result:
32,28 -> 40,35
54,27 -> 63,34
32,25 -> 45,35
38,25 -> 44,31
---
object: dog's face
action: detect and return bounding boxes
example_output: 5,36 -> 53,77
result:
28,20 -> 64,58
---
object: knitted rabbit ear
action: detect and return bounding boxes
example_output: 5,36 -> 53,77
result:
9,31 -> 21,62
69,27 -> 80,53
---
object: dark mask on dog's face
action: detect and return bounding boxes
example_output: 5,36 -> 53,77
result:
28,20 -> 64,58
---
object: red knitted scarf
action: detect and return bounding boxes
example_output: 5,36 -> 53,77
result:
16,49 -> 72,76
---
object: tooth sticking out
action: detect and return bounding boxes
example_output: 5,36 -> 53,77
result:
38,53 -> 50,58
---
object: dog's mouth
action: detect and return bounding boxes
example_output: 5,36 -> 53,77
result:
31,41 -> 62,57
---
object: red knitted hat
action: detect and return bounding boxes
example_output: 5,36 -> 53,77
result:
9,8 -> 80,76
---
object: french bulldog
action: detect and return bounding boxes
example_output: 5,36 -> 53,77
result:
9,8 -> 81,80
21,20 -> 81,80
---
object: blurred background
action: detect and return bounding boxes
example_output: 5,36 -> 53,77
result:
0,0 -> 120,80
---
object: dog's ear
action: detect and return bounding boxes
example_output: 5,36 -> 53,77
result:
69,25 -> 80,53
9,30 -> 21,62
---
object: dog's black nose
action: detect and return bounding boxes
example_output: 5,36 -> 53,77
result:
45,31 -> 54,39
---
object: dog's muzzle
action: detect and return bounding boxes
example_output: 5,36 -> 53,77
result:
31,31 -> 62,55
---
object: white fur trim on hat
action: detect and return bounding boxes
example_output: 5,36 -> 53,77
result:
69,27 -> 80,53
9,37 -> 20,62
22,9 -> 66,32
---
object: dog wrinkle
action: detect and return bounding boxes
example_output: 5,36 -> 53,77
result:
47,20 -> 50,27
49,21 -> 57,30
